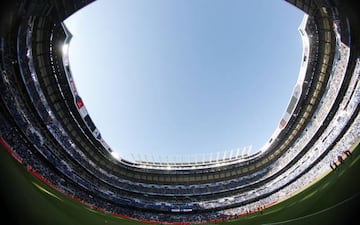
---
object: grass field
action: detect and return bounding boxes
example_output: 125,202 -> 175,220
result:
0,141 -> 359,225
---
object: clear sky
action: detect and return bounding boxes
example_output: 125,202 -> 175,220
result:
64,0 -> 304,162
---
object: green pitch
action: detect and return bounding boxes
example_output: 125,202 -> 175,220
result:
1,142 -> 359,225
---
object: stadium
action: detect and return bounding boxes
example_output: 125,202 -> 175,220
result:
0,0 -> 359,224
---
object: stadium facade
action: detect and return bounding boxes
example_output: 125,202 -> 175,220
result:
0,0 -> 359,224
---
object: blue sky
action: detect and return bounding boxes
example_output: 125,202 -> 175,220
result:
64,0 -> 304,162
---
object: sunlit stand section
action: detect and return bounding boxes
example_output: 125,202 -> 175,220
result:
257,14 -> 310,155
131,145 -> 254,169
